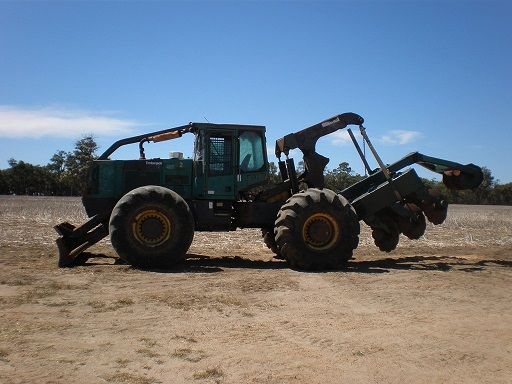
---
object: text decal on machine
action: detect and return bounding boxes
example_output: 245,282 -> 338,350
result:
321,117 -> 340,127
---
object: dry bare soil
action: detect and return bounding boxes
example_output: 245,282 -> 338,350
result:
1,196 -> 511,384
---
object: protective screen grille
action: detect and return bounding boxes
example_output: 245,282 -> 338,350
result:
209,136 -> 232,175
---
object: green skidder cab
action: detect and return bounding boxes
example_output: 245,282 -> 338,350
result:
55,113 -> 484,270
82,123 -> 269,227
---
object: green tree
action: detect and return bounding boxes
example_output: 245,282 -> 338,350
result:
48,150 -> 71,195
486,182 -> 512,205
0,169 -> 8,194
267,161 -> 280,184
324,162 -> 363,191
63,136 -> 98,195
3,159 -> 54,195
48,150 -> 68,175
474,166 -> 495,204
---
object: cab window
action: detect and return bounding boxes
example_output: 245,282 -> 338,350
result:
239,131 -> 264,172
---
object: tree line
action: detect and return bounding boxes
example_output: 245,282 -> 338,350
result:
1,136 -> 511,205
0,136 -> 97,196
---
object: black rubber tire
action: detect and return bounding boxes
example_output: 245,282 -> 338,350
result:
261,228 -> 284,259
398,203 -> 427,240
421,189 -> 448,225
371,214 -> 400,252
274,188 -> 360,270
109,186 -> 194,268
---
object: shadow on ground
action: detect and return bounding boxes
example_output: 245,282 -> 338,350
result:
75,252 -> 512,274
347,255 -> 512,273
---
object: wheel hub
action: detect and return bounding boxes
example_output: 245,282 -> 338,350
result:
132,209 -> 172,247
302,213 -> 340,250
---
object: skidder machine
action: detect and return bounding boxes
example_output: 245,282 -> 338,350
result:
55,112 -> 483,270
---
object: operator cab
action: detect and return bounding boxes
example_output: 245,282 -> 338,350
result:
191,123 -> 268,200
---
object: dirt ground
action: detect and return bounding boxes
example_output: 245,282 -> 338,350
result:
0,196 -> 511,384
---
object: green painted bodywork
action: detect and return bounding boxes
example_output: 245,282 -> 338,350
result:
84,124 -> 268,217
90,158 -> 194,199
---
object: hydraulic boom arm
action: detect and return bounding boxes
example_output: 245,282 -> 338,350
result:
274,112 -> 364,188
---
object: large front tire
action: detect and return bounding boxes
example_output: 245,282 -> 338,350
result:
109,186 -> 194,268
274,188 -> 360,270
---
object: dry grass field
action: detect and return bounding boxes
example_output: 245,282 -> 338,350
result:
0,195 -> 511,383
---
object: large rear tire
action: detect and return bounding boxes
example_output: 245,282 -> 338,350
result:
261,228 -> 284,259
109,186 -> 194,268
275,188 -> 360,270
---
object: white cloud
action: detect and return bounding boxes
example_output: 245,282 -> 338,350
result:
0,105 -> 139,139
331,129 -> 362,146
379,130 -> 422,145
330,128 -> 422,147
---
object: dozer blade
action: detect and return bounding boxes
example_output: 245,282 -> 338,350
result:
54,213 -> 109,267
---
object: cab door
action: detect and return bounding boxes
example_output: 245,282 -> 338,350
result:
205,131 -> 235,199
236,129 -> 268,191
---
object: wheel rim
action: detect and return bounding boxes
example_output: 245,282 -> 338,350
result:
302,213 -> 340,251
132,209 -> 172,247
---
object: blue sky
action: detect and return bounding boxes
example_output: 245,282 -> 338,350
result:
1,1 -> 510,182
